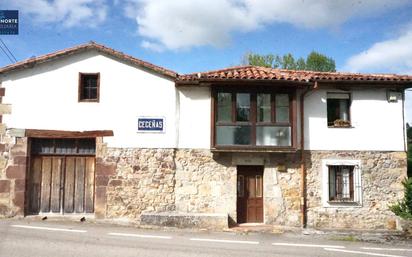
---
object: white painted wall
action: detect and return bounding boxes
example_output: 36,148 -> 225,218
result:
304,88 -> 405,151
1,50 -> 177,148
177,87 -> 211,149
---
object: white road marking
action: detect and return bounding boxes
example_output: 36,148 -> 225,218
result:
190,238 -> 259,245
324,248 -> 406,257
11,225 -> 87,233
361,247 -> 412,252
272,242 -> 345,248
108,232 -> 172,239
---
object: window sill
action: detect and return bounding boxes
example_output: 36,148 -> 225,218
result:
327,125 -> 354,129
328,200 -> 355,203
326,200 -> 361,207
211,147 -> 297,153
78,99 -> 99,103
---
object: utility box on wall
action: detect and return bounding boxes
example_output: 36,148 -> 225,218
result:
387,90 -> 402,103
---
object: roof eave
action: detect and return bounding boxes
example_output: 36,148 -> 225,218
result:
314,79 -> 412,88
175,78 -> 412,89
175,78 -> 310,86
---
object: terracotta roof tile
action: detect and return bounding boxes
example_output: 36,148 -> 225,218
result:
0,41 -> 178,78
178,65 -> 412,84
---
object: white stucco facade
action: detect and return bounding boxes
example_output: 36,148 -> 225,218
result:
0,50 -> 406,151
177,87 -> 211,149
1,50 -> 177,148
174,86 -> 406,151
304,88 -> 405,151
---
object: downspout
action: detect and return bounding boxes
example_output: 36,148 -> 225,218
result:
300,81 -> 317,228
175,86 -> 181,149
402,89 -> 407,152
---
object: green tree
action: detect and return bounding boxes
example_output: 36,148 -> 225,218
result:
407,123 -> 412,139
281,53 -> 297,70
244,51 -> 336,72
407,123 -> 412,178
243,53 -> 275,68
389,178 -> 412,220
296,57 -> 306,70
305,51 -> 336,72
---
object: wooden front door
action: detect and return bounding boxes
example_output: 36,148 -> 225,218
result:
27,138 -> 96,215
237,166 -> 263,223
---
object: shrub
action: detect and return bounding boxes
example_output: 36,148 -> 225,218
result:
390,178 -> 412,220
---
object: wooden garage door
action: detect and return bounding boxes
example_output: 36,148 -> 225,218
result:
27,138 -> 95,214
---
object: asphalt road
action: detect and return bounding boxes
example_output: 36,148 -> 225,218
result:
0,220 -> 411,257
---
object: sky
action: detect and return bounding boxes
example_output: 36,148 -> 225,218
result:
1,0 -> 412,121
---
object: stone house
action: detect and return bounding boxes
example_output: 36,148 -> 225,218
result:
0,42 -> 410,230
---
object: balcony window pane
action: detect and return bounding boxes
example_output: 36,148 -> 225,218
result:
276,94 -> 289,123
236,93 -> 250,121
256,126 -> 291,146
276,107 -> 289,122
276,94 -> 289,106
217,93 -> 232,122
216,125 -> 251,145
257,94 -> 271,122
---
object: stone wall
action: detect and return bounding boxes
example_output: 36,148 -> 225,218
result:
102,148 -> 176,222
101,149 -> 237,223
0,139 -> 406,231
100,149 -> 406,229
263,154 -> 301,227
101,149 -> 301,226
174,150 -> 236,220
0,133 -> 28,217
306,151 -> 407,230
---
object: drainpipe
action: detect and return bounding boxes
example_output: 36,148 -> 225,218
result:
300,81 -> 317,228
402,89 -> 407,152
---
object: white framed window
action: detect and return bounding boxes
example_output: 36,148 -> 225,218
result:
322,159 -> 362,208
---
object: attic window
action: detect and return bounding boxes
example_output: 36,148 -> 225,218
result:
79,73 -> 100,102
327,92 -> 351,127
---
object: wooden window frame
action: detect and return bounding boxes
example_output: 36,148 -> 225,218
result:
30,138 -> 96,156
328,165 -> 354,203
78,72 -> 100,103
211,86 -> 297,150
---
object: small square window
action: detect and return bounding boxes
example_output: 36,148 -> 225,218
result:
79,73 -> 100,102
327,92 -> 350,127
322,160 -> 362,207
